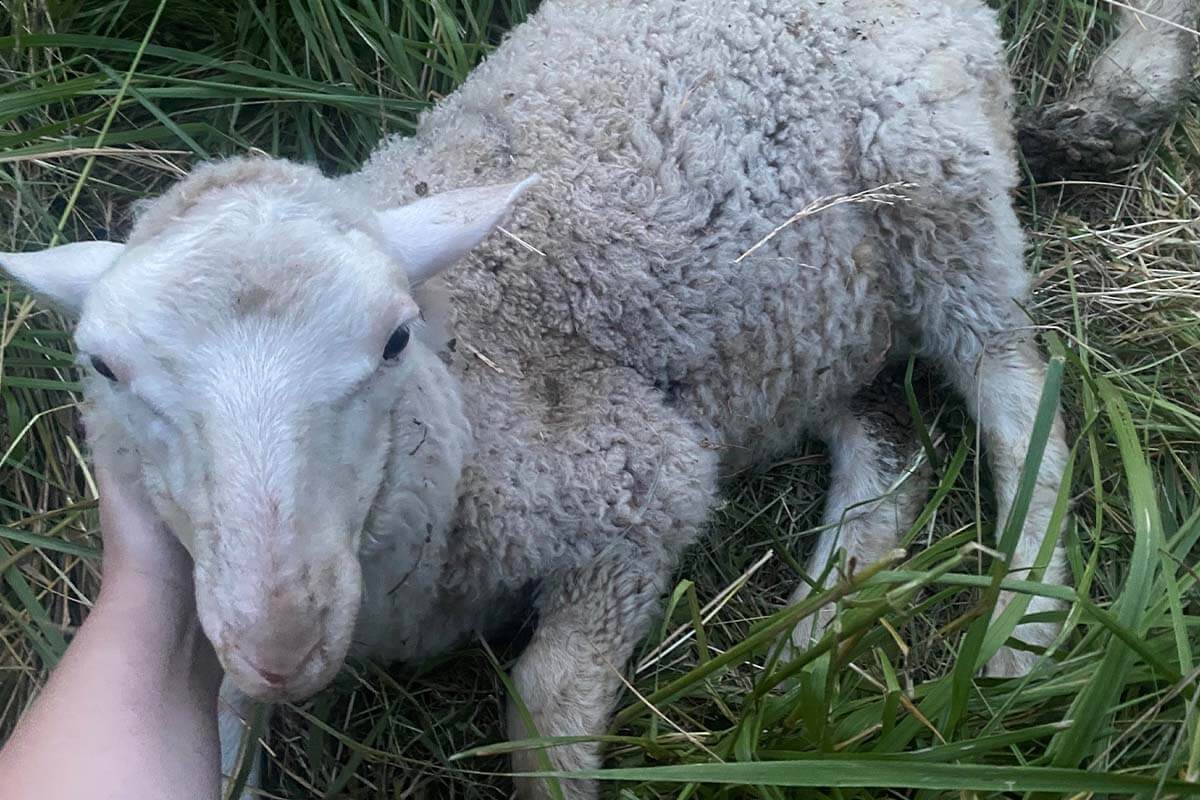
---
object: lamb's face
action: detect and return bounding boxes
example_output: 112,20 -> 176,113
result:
80,216 -> 418,700
0,161 -> 536,701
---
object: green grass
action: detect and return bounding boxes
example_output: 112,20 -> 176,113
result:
2,1 -> 1199,798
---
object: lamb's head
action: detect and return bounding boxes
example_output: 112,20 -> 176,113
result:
1,158 -> 536,701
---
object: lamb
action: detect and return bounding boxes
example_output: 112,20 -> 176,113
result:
2,0 -> 1196,798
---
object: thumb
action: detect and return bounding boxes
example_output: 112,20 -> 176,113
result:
92,448 -> 191,584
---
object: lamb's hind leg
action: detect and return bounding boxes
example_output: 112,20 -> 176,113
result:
507,546 -> 666,800
1019,0 -> 1199,176
790,380 -> 930,650
937,334 -> 1070,678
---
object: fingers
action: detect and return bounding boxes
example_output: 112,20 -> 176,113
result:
92,451 -> 193,588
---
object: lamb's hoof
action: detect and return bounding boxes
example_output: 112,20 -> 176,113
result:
511,746 -> 599,800
221,774 -> 260,800
790,603 -> 837,655
514,775 -> 597,800
982,645 -> 1040,678
1018,100 -> 1165,177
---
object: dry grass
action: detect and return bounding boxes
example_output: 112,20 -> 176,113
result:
2,1 -> 1199,798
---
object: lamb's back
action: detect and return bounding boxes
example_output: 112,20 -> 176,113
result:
352,0 -> 1013,440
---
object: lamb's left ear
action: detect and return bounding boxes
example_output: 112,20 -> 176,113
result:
0,241 -> 125,314
375,176 -> 539,285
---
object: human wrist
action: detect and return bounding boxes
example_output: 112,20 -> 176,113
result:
95,569 -> 200,653
93,574 -> 222,693
97,565 -> 195,618
98,521 -> 196,592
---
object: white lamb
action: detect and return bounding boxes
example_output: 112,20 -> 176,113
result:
3,0 -> 1196,797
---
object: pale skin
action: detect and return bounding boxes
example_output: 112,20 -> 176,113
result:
0,448 -> 223,800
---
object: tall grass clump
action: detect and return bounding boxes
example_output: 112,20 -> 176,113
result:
2,1 -> 1198,797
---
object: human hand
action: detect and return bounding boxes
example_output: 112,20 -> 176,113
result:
0,449 -> 221,800
93,447 -> 193,596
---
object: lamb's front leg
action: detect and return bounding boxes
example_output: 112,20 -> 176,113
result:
507,548 -> 666,800
218,678 -> 270,800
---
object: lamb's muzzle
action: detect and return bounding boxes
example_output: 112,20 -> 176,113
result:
194,531 -> 360,702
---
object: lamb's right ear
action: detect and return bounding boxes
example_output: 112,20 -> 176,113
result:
375,176 -> 539,285
0,241 -> 125,314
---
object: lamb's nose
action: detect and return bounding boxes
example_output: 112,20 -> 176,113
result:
247,660 -> 288,686
228,609 -> 324,685
230,633 -> 321,686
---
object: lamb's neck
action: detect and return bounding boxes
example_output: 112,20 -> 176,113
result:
364,345 -> 472,554
354,346 -> 475,660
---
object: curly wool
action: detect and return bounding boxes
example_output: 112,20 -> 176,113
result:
350,0 -> 1020,448
340,0 -> 1027,649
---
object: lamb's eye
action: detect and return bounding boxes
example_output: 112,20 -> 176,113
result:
383,325 -> 411,360
90,356 -> 117,382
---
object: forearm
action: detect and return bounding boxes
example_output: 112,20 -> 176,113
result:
0,576 -> 223,800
